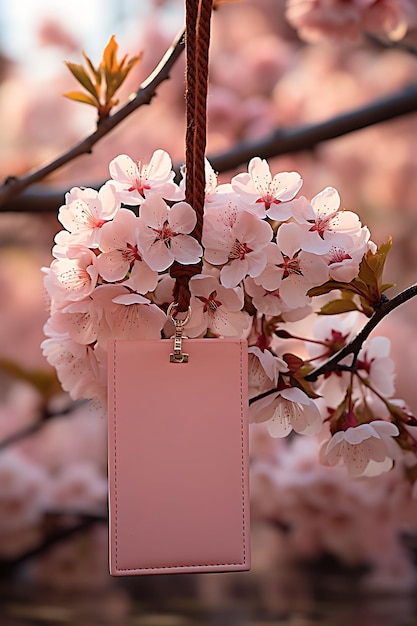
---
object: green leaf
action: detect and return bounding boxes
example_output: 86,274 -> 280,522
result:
358,237 -> 392,290
308,279 -> 364,298
318,298 -> 360,315
381,282 -> 395,294
63,91 -> 99,107
64,61 -> 98,99
102,35 -> 118,72
82,50 -> 101,85
291,376 -> 321,400
283,353 -> 304,374
66,37 -> 142,116
308,280 -> 348,297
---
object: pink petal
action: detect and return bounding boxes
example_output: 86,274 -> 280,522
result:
109,154 -> 138,185
311,186 -> 340,216
142,240 -> 173,272
170,234 -> 203,265
168,202 -> 197,234
147,149 -> 174,181
96,251 -> 129,282
112,293 -> 151,305
139,195 -> 169,229
126,261 -> 159,294
220,259 -> 248,288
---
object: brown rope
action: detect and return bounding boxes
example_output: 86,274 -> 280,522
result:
170,0 -> 213,312
184,0 -> 198,208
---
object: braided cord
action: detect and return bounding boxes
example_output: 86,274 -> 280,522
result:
170,0 -> 213,312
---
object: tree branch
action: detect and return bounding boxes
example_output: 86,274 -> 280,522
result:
305,283 -> 417,382
0,508 -> 107,576
209,83 -> 417,173
366,33 -> 417,57
2,83 -> 417,213
0,399 -> 87,453
0,27 -> 186,208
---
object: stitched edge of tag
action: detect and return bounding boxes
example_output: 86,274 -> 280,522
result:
110,339 -> 249,574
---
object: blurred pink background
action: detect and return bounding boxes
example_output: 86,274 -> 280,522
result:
1,0 -> 417,622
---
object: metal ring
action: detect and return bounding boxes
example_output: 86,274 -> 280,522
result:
167,302 -> 192,326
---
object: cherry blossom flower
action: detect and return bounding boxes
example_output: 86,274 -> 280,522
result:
285,0 -> 412,43
137,196 -> 203,271
248,346 -> 287,400
244,277 -> 312,320
41,319 -> 107,401
309,312 -> 364,363
55,284 -> 166,348
324,226 -> 373,282
49,299 -> 101,347
51,230 -> 75,259
203,205 -> 272,287
185,275 -> 251,337
96,208 -> 158,294
41,146 -> 409,482
356,336 -> 396,398
255,224 -> 329,308
0,450 -> 47,534
109,292 -> 167,340
108,150 -> 183,205
245,277 -> 291,317
152,273 -> 176,307
291,187 -> 363,255
45,463 -> 107,510
322,421 -> 400,477
45,247 -> 98,306
306,312 -> 365,408
48,284 -> 128,347
251,385 -> 323,438
58,184 -> 119,248
199,158 -> 235,209
231,157 -> 302,219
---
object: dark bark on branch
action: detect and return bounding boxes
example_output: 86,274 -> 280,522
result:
0,509 -> 107,576
2,83 -> 417,213
249,283 -> 417,406
0,28 -> 186,209
0,400 -> 87,452
306,283 -> 417,382
209,83 -> 417,173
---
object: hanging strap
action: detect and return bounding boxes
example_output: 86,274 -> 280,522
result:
170,0 -> 213,312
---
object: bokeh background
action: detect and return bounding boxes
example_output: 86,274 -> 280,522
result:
1,0 -> 417,623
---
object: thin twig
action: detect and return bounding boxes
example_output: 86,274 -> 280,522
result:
366,33 -> 417,57
305,283 -> 417,382
0,28 -> 186,208
0,509 -> 107,575
249,283 -> 417,405
209,83 -> 417,173
2,82 -> 417,213
0,400 -> 87,452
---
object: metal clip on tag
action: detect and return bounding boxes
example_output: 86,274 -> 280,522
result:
167,303 -> 192,364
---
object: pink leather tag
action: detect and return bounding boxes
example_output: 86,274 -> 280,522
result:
108,338 -> 250,575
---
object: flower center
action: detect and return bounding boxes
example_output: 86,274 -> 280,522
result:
128,163 -> 151,195
278,252 -> 303,279
229,240 -> 253,260
153,221 -> 175,248
197,290 -> 222,314
308,212 -> 338,239
59,267 -> 91,291
122,243 -> 142,264
256,192 -> 281,210
328,246 -> 352,264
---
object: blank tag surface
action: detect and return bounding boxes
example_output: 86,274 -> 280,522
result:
108,338 -> 250,575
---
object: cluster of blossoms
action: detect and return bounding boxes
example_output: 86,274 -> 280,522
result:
285,0 -> 417,43
42,149 -> 417,481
